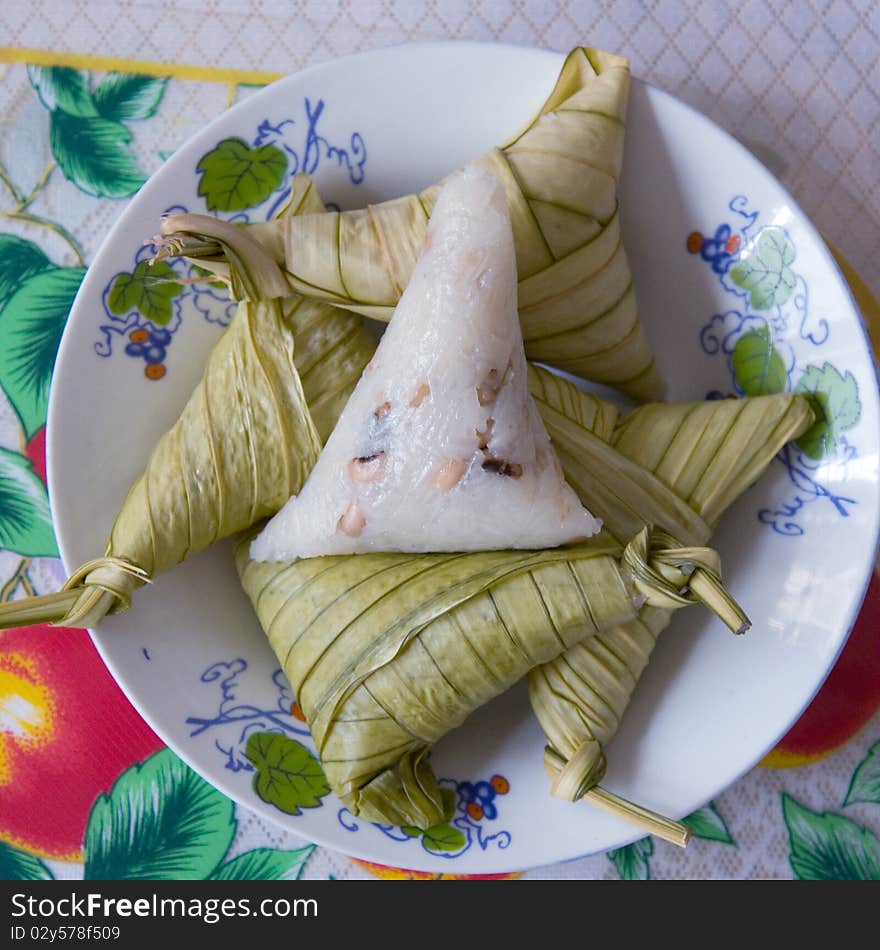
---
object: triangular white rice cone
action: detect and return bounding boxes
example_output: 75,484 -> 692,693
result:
251,166 -> 599,560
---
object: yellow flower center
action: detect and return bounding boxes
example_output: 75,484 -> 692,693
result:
0,657 -> 54,785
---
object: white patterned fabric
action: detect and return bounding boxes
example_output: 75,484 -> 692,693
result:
2,0 -> 878,297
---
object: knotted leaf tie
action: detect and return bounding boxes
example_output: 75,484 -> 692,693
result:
545,742 -> 692,848
622,526 -> 750,635
0,556 -> 151,631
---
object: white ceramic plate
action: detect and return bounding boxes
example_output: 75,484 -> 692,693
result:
48,43 -> 880,873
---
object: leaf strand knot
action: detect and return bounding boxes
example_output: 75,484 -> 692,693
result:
622,526 -> 751,635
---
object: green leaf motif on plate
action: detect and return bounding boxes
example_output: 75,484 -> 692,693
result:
50,110 -> 146,198
0,235 -> 52,311
83,748 -> 236,880
0,447 -> 57,557
782,794 -> 880,880
28,65 -> 98,117
845,741 -> 880,807
245,732 -> 330,816
421,823 -> 466,854
607,837 -> 653,880
191,263 -> 229,292
399,788 -> 462,847
731,324 -> 787,396
730,226 -> 797,310
210,846 -> 315,880
107,260 -> 183,325
197,137 -> 288,212
683,802 -> 736,845
0,266 -> 85,440
0,840 -> 54,880
93,73 -> 168,121
795,362 -> 862,460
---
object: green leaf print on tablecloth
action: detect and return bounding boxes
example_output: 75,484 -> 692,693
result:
29,66 -> 98,118
197,137 -> 287,211
50,111 -> 146,199
92,73 -> 168,121
782,794 -> 880,879
683,803 -> 736,845
28,65 -> 167,198
0,841 -> 54,880
209,846 -> 314,880
77,748 -> 317,879
845,742 -> 880,807
245,732 -> 331,816
730,226 -> 797,310
0,447 -> 57,557
607,801 -> 736,879
107,260 -> 183,325
84,748 -> 236,879
731,325 -> 787,396
0,236 -> 51,310
795,362 -> 862,460
0,265 -> 85,440
607,838 -> 653,880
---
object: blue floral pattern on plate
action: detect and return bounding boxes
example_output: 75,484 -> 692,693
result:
338,773 -> 512,860
95,98 -> 367,375
691,196 -> 862,536
185,658 -> 311,774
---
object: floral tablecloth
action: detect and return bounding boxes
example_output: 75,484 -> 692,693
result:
1,1 -> 879,880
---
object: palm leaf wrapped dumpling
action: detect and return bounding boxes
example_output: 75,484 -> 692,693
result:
526,383 -> 815,804
0,181 -> 376,632
273,178 -> 376,442
237,527 -> 727,829
238,169 -> 747,830
159,47 -> 662,400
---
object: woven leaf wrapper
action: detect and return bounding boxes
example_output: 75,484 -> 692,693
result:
158,47 -> 662,400
235,506 -> 737,829
0,300 -> 309,629
0,178 -> 376,631
526,381 -> 815,804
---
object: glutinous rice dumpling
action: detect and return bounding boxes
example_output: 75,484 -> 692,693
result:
250,165 -> 600,561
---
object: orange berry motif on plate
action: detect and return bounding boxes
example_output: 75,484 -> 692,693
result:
686,231 -> 703,254
491,774 -> 510,795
